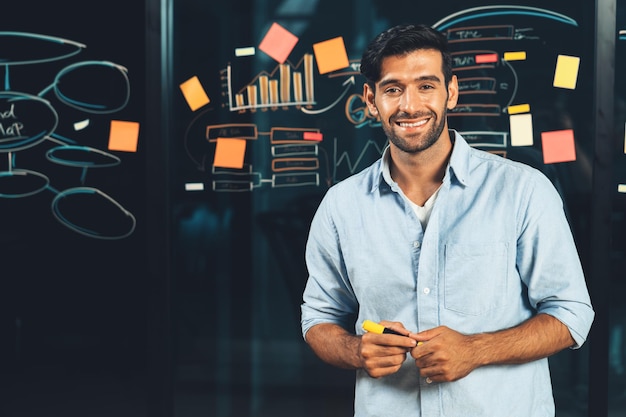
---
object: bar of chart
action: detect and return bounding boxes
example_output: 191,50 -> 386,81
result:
226,54 -> 316,112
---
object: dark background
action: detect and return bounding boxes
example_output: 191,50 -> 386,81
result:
1,0 -> 625,416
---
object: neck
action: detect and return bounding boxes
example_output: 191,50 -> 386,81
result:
389,130 -> 453,205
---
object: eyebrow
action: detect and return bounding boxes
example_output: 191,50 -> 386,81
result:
378,75 -> 442,88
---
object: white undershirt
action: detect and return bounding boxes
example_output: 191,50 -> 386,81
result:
407,185 -> 442,228
381,147 -> 442,228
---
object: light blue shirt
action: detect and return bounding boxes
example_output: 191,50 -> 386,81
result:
301,131 -> 594,417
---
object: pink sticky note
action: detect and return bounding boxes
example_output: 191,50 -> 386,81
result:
108,120 -> 140,152
475,53 -> 499,64
258,22 -> 299,64
303,132 -> 323,141
541,129 -> 576,164
214,138 -> 246,169
312,37 -> 349,74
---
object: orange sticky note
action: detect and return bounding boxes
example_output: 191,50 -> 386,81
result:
213,138 -> 246,169
258,22 -> 299,64
180,76 -> 210,111
312,36 -> 349,74
108,120 -> 140,152
541,129 -> 576,164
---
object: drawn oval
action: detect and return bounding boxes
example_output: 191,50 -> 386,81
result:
432,6 -> 578,30
46,145 -> 121,168
0,92 -> 58,152
54,61 -> 130,113
0,169 -> 49,198
0,32 -> 85,65
51,187 -> 136,240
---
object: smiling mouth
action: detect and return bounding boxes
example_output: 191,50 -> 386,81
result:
397,119 -> 429,128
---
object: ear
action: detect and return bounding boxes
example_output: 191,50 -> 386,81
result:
447,74 -> 459,110
363,83 -> 378,117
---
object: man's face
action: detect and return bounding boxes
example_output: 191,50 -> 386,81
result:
364,49 -> 458,154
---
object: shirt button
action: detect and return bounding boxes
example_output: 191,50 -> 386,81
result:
413,241 -> 420,248
423,287 -> 430,294
426,377 -> 433,384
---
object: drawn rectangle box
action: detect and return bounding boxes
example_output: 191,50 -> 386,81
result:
272,158 -> 319,172
447,25 -> 514,43
270,127 -> 321,144
273,172 -> 319,187
460,131 -> 508,148
272,143 -> 319,157
206,123 -> 258,140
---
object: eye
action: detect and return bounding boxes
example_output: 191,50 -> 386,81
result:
384,86 -> 402,95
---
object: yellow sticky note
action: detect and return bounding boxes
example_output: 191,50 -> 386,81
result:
312,36 -> 349,74
258,22 -> 299,64
180,76 -> 210,111
509,113 -> 534,146
618,184 -> 626,193
507,104 -> 530,115
108,120 -> 140,152
541,129 -> 576,164
553,55 -> 580,89
214,138 -> 246,169
504,51 -> 526,61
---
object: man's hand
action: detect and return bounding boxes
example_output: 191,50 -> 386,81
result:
409,326 -> 479,383
408,315 -> 575,383
360,321 -> 417,378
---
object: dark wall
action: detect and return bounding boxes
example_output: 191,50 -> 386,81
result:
1,2 -> 149,416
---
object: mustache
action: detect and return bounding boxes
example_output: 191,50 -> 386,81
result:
390,111 -> 435,121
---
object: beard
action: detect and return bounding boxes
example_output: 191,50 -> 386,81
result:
382,107 -> 448,154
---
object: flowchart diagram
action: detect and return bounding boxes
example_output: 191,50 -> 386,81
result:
0,32 -> 139,239
179,6 -> 589,194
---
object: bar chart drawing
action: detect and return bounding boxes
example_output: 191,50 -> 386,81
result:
225,54 -> 316,112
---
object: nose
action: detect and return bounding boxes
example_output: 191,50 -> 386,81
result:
398,87 -> 420,114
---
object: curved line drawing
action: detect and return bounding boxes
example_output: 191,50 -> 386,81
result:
501,59 -> 519,110
0,91 -> 58,152
0,168 -> 49,198
46,145 -> 122,168
0,31 -> 85,65
51,186 -> 137,240
432,6 -> 578,30
50,61 -> 130,113
1,31 -> 136,239
301,76 -> 355,115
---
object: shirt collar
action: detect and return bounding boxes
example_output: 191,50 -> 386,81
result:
374,130 -> 471,192
447,130 -> 470,187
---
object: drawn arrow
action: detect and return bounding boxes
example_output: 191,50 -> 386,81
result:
301,76 -> 355,115
184,107 -> 214,171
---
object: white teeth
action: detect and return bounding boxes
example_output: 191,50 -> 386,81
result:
398,119 -> 427,128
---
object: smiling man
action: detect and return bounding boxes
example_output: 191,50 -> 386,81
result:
300,24 -> 594,417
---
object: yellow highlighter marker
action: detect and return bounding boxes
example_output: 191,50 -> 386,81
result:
362,320 -> 405,336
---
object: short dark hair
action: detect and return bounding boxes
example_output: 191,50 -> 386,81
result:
360,24 -> 452,90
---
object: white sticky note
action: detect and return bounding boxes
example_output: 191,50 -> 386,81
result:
185,183 -> 205,191
509,113 -> 534,146
235,47 -> 255,57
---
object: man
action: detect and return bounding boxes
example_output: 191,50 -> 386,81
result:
300,24 -> 594,416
